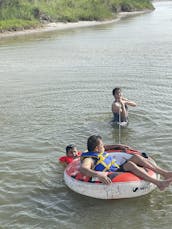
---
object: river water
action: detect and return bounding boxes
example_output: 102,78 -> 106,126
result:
0,1 -> 172,229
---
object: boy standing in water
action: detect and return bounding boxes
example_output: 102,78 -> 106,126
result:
112,87 -> 136,122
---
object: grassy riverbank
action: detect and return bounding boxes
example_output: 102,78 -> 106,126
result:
0,0 -> 154,32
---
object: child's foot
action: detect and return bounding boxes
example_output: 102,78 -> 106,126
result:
163,172 -> 172,179
157,178 -> 172,191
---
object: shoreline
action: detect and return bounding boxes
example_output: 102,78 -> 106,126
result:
0,10 -> 151,39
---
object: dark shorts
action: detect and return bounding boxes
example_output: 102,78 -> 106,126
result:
116,160 -> 128,172
113,113 -> 128,123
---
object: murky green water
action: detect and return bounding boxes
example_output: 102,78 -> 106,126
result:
0,1 -> 172,229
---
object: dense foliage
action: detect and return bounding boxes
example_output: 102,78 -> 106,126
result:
0,0 -> 154,32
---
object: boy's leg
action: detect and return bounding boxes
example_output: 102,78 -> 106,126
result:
128,155 -> 172,179
123,160 -> 172,191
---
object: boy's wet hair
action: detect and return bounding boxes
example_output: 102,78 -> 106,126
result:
112,87 -> 121,96
66,144 -> 76,153
87,135 -> 102,152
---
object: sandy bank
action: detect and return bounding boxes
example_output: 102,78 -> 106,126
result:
0,11 -> 151,39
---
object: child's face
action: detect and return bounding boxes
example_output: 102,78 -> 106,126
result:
67,147 -> 77,158
95,139 -> 105,154
114,90 -> 122,99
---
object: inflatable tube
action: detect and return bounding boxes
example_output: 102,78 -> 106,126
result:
64,149 -> 160,199
59,152 -> 81,166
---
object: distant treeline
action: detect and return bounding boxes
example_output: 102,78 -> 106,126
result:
0,0 -> 154,32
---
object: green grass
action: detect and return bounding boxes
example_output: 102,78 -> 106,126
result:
0,19 -> 40,32
0,0 -> 154,32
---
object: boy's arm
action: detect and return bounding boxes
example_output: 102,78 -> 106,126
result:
80,158 -> 111,184
122,98 -> 137,107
